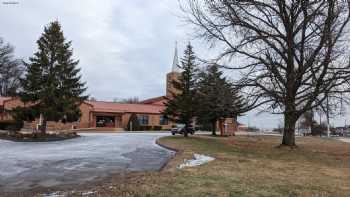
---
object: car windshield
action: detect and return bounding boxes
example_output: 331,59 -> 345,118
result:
176,124 -> 185,128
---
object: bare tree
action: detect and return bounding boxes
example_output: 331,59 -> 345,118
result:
89,97 -> 97,101
0,38 -> 23,96
113,97 -> 140,104
121,97 -> 139,104
182,0 -> 350,146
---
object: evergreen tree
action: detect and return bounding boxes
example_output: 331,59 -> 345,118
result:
163,43 -> 198,137
20,21 -> 87,134
196,64 -> 245,135
126,113 -> 141,131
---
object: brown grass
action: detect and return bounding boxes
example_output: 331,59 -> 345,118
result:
33,135 -> 350,196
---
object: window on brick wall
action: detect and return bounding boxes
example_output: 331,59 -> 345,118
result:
138,115 -> 149,125
160,115 -> 168,125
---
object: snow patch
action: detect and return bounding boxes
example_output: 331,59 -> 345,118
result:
338,138 -> 350,143
178,154 -> 215,169
82,191 -> 97,196
41,192 -> 65,197
41,190 -> 96,197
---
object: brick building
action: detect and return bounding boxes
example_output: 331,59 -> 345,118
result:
0,46 -> 179,131
0,44 -> 238,133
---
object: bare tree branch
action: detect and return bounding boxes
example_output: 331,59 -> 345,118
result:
182,0 -> 350,146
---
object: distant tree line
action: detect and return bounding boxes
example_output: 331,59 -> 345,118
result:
113,97 -> 140,104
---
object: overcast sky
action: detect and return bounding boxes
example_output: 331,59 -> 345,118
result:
1,0 -> 348,129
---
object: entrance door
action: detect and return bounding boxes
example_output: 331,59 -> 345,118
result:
96,116 -> 115,128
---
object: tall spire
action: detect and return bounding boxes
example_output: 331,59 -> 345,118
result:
172,41 -> 180,72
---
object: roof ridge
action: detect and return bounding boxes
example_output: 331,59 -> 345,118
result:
87,100 -> 162,106
140,95 -> 166,102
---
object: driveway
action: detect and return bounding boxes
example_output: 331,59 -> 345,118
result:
0,133 -> 174,192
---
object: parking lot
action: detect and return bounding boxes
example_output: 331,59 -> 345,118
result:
0,133 -> 174,192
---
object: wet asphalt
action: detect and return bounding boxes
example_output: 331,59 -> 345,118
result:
0,133 -> 174,192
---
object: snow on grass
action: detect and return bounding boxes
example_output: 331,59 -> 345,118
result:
41,191 -> 65,197
178,154 -> 215,169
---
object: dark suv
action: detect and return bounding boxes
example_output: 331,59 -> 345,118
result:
171,124 -> 195,135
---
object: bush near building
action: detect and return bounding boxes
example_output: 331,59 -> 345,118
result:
0,120 -> 23,131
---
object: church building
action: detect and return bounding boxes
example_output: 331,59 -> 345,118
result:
0,44 -> 238,133
0,45 -> 180,131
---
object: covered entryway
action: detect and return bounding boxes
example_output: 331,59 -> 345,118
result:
92,112 -> 123,129
96,116 -> 115,128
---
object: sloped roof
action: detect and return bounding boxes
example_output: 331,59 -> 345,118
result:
0,97 -> 13,106
86,101 -> 165,114
140,96 -> 168,106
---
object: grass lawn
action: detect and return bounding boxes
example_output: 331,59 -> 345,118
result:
81,135 -> 350,197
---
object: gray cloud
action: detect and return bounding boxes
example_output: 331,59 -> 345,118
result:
2,0 -> 346,129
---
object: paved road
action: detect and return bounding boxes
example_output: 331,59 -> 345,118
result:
0,133 -> 174,192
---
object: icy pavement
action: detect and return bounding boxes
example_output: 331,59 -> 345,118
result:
0,133 -> 175,192
178,154 -> 215,169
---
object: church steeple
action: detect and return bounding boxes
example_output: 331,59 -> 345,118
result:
171,41 -> 180,72
166,41 -> 182,97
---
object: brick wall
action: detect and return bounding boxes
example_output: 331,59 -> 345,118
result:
0,98 -> 175,131
166,72 -> 181,97
2,98 -> 26,121
79,102 -> 93,128
121,113 -> 173,130
3,99 -> 93,130
24,120 -> 78,131
217,118 -> 238,135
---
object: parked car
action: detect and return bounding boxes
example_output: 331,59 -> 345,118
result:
171,124 -> 195,135
332,128 -> 344,136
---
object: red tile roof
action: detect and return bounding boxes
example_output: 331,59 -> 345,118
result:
0,97 -> 12,106
140,96 -> 168,106
86,101 -> 165,114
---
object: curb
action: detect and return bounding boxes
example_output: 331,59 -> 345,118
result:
155,138 -> 181,171
155,138 -> 179,153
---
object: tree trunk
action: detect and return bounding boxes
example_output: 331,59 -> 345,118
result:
219,119 -> 224,136
212,121 -> 217,136
40,115 -> 47,135
282,112 -> 297,146
184,123 -> 189,137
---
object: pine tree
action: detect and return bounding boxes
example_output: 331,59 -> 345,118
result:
127,113 -> 141,131
163,43 -> 198,137
196,64 -> 245,135
20,21 -> 87,134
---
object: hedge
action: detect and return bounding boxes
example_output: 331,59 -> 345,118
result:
138,125 -> 152,131
152,126 -> 162,131
0,120 -> 23,131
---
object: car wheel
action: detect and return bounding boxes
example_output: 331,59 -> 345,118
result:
172,132 -> 175,135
